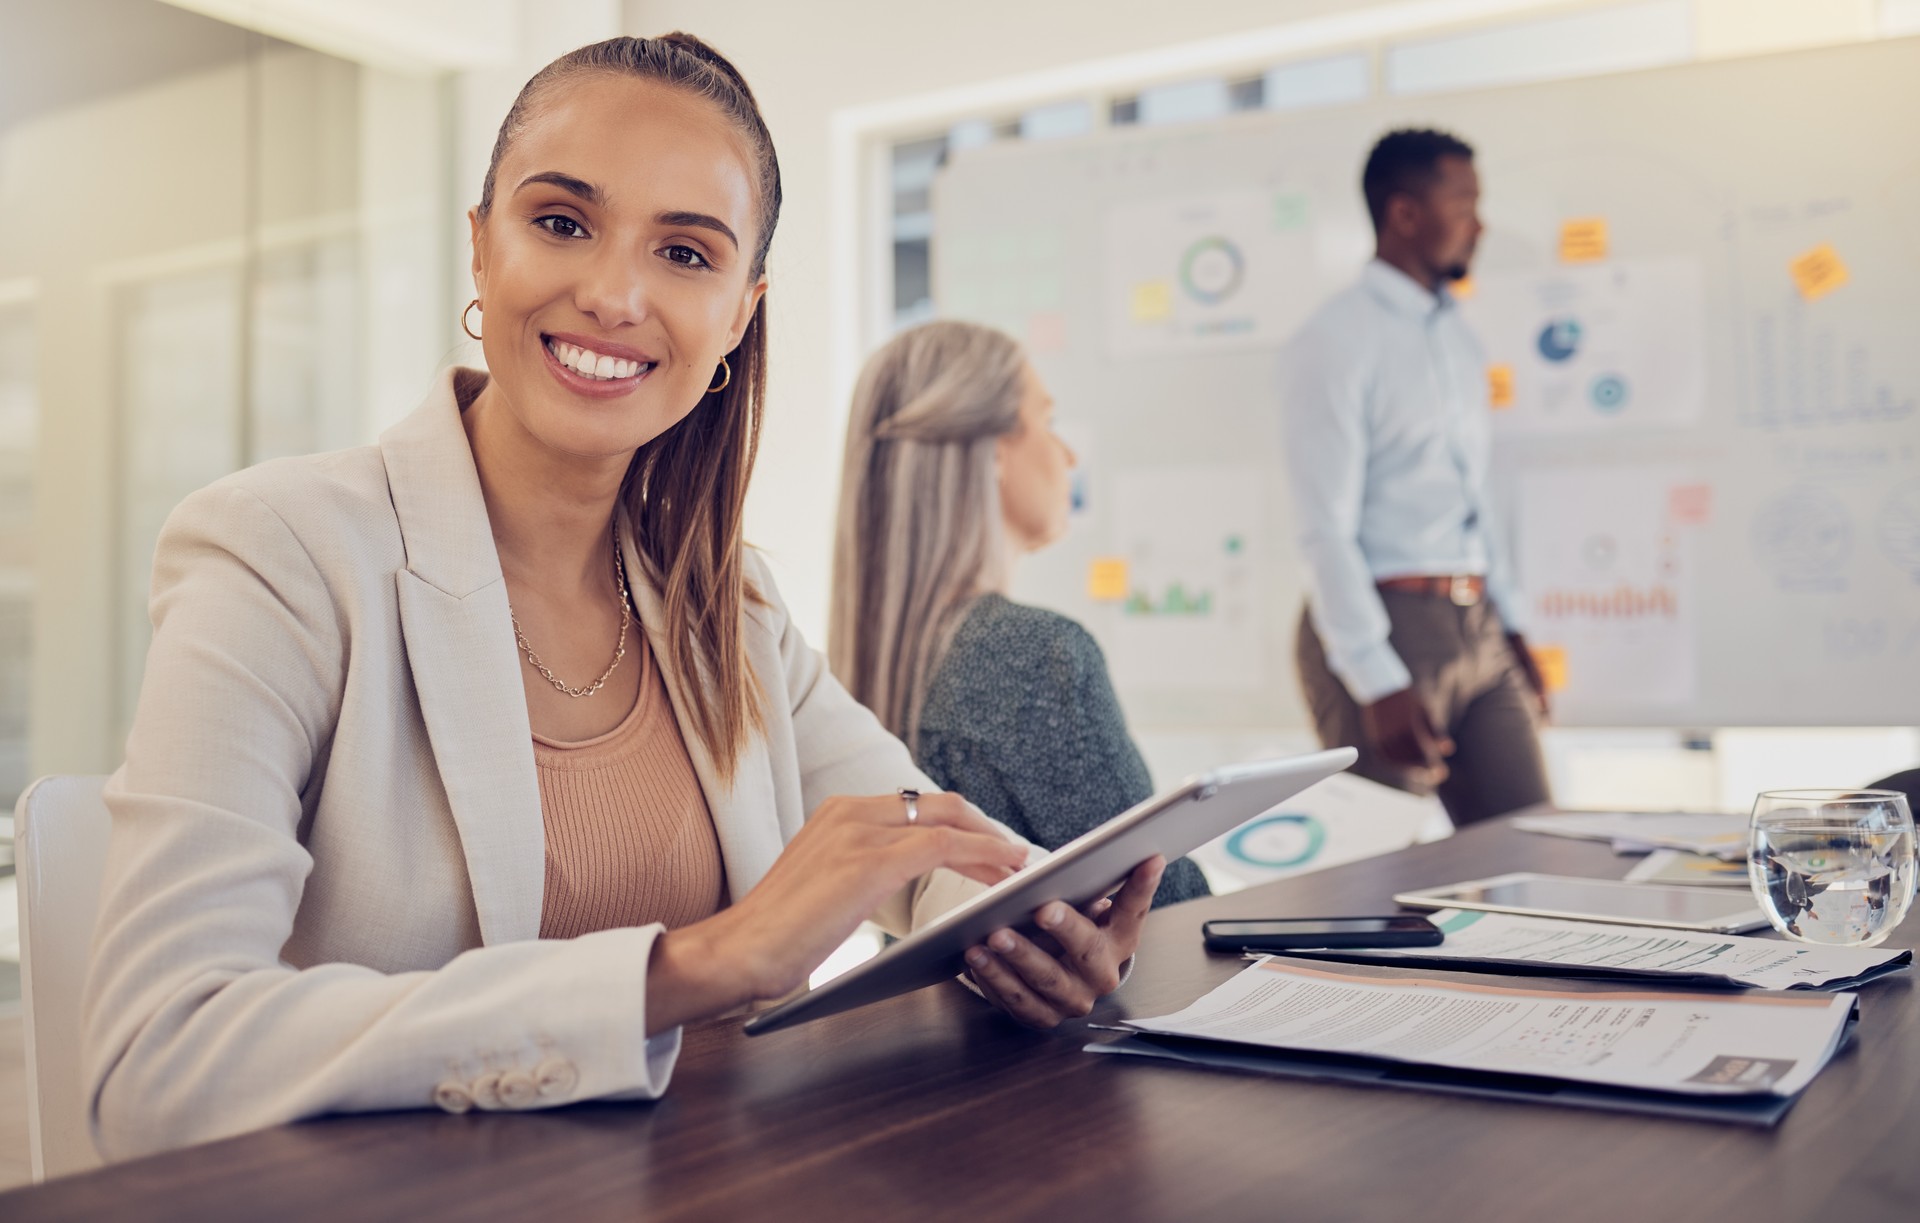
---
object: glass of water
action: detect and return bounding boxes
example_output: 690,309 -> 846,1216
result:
1749,790 -> 1915,947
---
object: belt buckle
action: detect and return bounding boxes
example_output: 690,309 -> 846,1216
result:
1449,575 -> 1478,606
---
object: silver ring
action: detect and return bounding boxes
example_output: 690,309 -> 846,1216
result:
898,787 -> 920,825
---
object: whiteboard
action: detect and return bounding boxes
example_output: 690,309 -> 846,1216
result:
931,37 -> 1920,730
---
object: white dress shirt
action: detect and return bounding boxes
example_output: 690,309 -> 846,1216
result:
1280,258 -> 1525,704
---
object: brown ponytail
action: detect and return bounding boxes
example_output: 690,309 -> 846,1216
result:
478,35 -> 782,783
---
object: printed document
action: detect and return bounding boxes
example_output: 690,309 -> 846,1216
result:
1623,848 -> 1748,887
1512,811 -> 1748,859
1293,908 -> 1910,990
1118,958 -> 1855,1099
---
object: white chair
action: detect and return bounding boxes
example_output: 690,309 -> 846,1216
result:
14,775 -> 110,1180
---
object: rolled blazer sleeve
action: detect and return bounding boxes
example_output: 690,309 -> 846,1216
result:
83,486 -> 677,1161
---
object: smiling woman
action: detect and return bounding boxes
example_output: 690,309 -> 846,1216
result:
79,33 -> 1164,1162
463,41 -> 775,755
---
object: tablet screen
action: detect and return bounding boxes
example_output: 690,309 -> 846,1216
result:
1443,875 -> 1755,923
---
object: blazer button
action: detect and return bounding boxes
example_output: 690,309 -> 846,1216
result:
433,1080 -> 474,1114
499,1071 -> 539,1109
535,1057 -> 580,1098
470,1071 -> 503,1111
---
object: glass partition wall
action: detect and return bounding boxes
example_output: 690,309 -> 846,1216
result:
0,0 -> 451,795
0,302 -> 33,806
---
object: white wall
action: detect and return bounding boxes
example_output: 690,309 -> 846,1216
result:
160,0 -> 520,71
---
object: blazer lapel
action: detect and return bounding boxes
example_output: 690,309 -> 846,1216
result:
381,370 -> 545,946
619,509 -> 783,902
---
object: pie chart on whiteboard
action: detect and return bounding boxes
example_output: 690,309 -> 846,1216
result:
1536,317 -> 1582,362
1179,236 -> 1246,305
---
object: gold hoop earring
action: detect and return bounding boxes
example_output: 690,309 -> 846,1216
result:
461,299 -> 483,341
708,357 -> 731,394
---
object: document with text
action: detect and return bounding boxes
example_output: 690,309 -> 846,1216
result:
1511,811 -> 1748,859
1110,958 -> 1856,1101
1286,908 -> 1911,991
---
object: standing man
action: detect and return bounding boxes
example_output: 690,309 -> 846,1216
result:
1282,128 -> 1551,825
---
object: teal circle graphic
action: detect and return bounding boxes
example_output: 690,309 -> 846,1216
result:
1179,236 -> 1245,305
1225,813 -> 1327,869
1590,374 -> 1629,412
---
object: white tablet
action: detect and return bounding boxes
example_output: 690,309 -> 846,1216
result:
1394,872 -> 1771,933
743,747 -> 1358,1036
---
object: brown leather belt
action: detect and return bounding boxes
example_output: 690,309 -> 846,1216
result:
1377,574 -> 1486,606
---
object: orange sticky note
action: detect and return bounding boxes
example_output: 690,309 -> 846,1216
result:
1789,243 -> 1849,301
1129,281 -> 1172,322
1087,558 -> 1129,602
1558,217 -> 1608,264
1488,364 -> 1515,410
1449,274 -> 1475,301
1531,644 -> 1569,694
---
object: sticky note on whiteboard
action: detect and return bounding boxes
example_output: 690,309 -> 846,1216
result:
1129,281 -> 1173,322
1027,311 -> 1067,354
1087,558 -> 1129,602
1272,193 -> 1310,231
1531,644 -> 1569,694
1669,483 -> 1713,526
1558,217 -> 1608,263
1449,274 -> 1475,301
1487,364 -> 1515,409
1789,243 -> 1849,301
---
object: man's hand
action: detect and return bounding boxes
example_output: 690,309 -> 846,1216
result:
1361,687 -> 1454,783
1507,632 -> 1552,720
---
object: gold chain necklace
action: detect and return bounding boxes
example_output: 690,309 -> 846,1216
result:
509,520 -> 630,699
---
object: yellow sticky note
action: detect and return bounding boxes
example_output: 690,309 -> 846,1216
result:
1531,644 -> 1569,694
1488,364 -> 1515,410
1129,281 -> 1172,322
1558,217 -> 1609,264
1087,558 -> 1129,602
1790,243 -> 1849,302
1449,274 -> 1475,301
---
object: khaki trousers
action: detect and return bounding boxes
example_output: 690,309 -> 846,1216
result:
1296,590 -> 1551,827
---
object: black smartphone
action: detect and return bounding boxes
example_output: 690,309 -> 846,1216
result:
1201,915 -> 1443,952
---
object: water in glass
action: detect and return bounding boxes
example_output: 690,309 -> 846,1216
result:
1749,790 -> 1915,948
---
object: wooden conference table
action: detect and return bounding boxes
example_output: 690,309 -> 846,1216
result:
4,816 -> 1915,1222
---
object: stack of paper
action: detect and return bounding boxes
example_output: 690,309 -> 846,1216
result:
1090,958 -> 1857,1125
1511,811 -> 1748,859
1189,771 -> 1447,892
1283,908 -> 1911,991
1624,848 -> 1749,887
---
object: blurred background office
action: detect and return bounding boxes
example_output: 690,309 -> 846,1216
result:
2,1 -> 1919,1181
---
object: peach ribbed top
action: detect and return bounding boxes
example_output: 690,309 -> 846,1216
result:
533,634 -> 727,940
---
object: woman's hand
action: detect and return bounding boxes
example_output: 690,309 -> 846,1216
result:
962,855 -> 1164,1030
646,791 -> 1028,1035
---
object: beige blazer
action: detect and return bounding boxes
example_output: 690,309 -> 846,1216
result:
83,368 -> 1013,1160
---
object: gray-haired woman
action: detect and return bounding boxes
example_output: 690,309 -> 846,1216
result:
829,321 -> 1209,907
